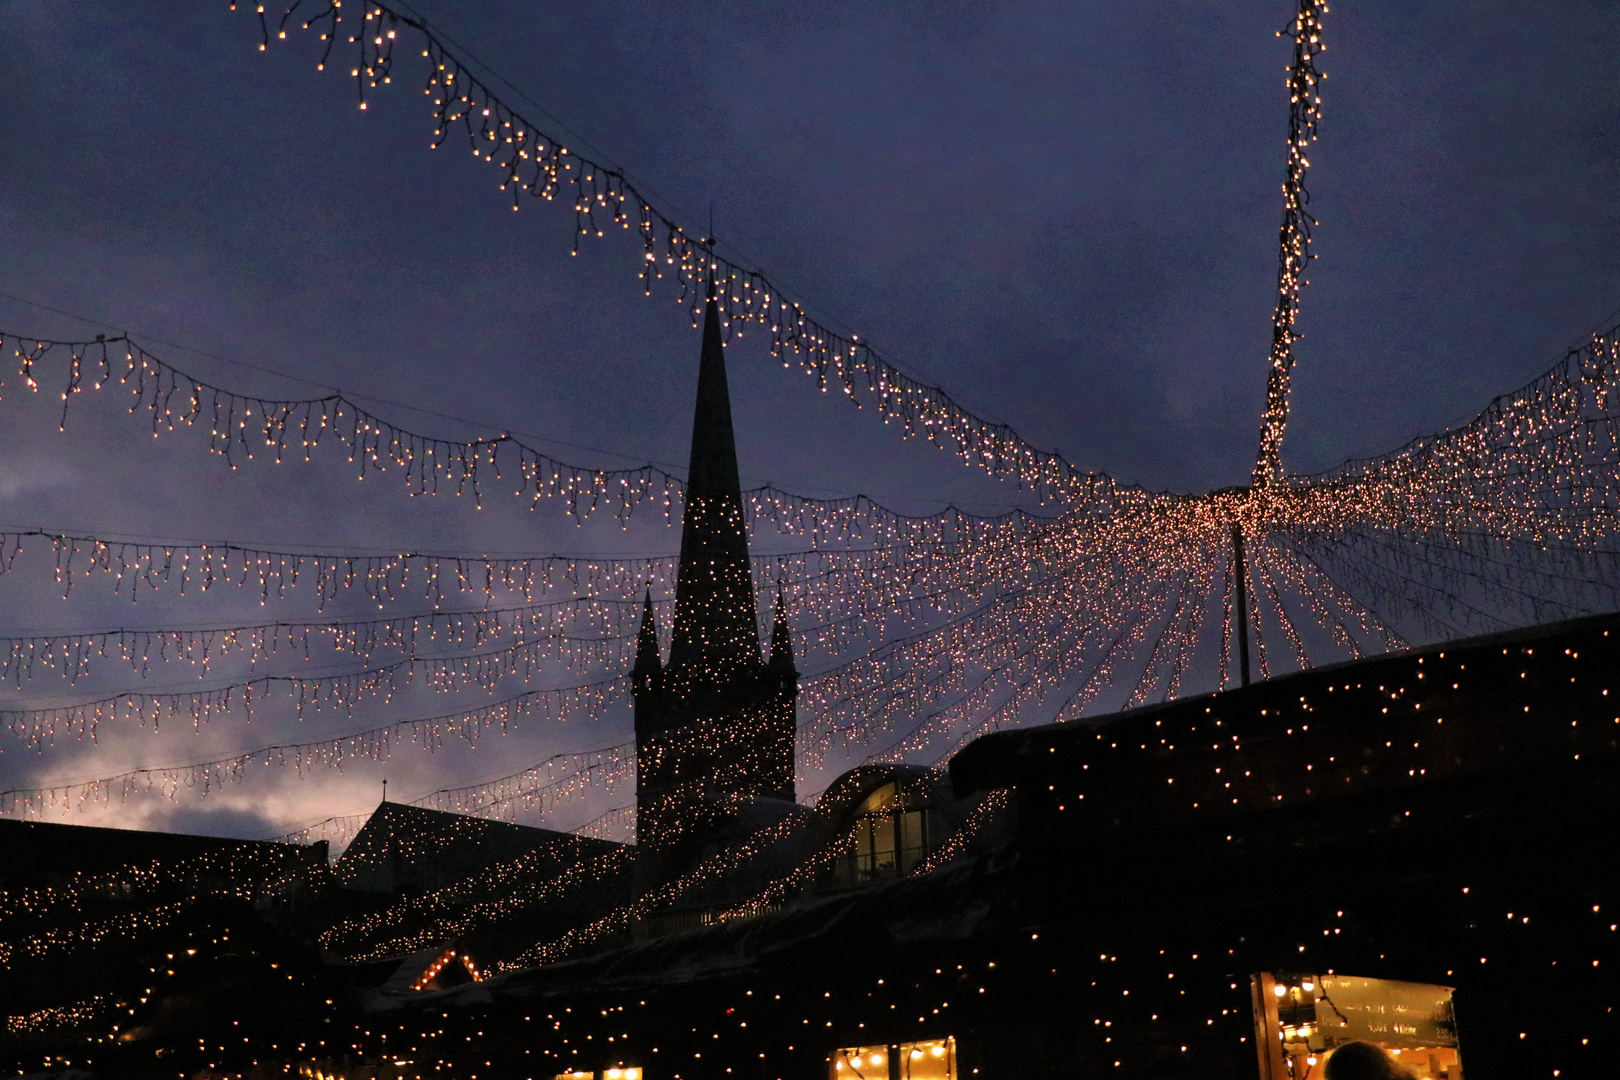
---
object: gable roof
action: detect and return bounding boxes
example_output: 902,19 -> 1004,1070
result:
335,801 -> 619,893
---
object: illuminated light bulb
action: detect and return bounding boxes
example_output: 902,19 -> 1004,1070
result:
1274,985 -> 1288,997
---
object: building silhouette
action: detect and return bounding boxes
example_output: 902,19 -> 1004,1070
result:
631,287 -> 800,869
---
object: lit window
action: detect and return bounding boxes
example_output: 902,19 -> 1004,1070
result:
838,783 -> 933,885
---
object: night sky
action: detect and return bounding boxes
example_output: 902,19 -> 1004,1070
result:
1,0 -> 1616,843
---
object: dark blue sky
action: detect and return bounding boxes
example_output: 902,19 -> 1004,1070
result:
1,0 -> 1616,839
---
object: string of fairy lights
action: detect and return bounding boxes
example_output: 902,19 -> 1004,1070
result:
0,329 -> 1080,543
1251,0 -> 1327,488
0,595 -> 659,684
228,0 -> 1114,505
0,703 -> 633,818
0,524 -> 1024,606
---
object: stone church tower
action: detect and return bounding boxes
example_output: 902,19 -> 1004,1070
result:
631,289 -> 799,860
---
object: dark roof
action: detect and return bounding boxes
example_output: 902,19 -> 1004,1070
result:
0,815 -> 324,889
335,801 -> 618,893
949,611 -> 1620,834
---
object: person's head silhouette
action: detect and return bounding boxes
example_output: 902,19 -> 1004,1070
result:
1323,1041 -> 1418,1080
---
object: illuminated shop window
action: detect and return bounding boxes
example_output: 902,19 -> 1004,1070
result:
830,1036 -> 955,1079
1251,973 -> 1462,1079
838,783 -> 931,885
549,1070 -> 640,1080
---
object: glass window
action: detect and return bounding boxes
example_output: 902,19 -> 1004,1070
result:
899,808 -> 925,874
839,783 -> 933,885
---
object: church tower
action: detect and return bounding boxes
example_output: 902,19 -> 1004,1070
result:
631,289 -> 799,858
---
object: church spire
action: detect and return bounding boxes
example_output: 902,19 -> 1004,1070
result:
630,279 -> 800,862
666,287 -> 761,672
633,587 -> 662,676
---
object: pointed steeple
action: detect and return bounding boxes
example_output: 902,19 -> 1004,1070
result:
634,587 -> 662,676
666,286 -> 762,671
768,580 -> 795,674
630,276 -> 800,862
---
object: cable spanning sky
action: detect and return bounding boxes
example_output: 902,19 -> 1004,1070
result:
0,0 -> 1616,842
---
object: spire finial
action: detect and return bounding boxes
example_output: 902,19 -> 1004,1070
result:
768,579 -> 796,674
634,584 -> 663,675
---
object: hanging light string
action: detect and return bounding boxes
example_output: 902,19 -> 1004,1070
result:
0,524 -> 1027,689
321,841 -> 634,961
0,700 -> 630,817
226,2 -> 1108,504
1285,325 -> 1620,543
0,552 -> 1043,747
0,329 -> 1093,529
0,527 -> 986,612
3,589 -> 1084,827
0,571 -> 1017,690
0,595 -> 662,686
0,840 -> 319,929
1252,0 -> 1328,486
0,657 -> 630,747
9,582 -> 1075,819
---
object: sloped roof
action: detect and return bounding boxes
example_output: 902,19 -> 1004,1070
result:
0,816 -> 324,890
335,801 -> 619,893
